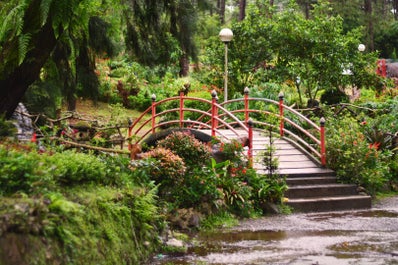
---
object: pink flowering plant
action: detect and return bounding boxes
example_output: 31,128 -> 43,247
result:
157,131 -> 212,169
131,131 -> 287,216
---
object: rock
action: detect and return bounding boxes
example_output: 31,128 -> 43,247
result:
261,202 -> 280,214
10,103 -> 34,141
168,208 -> 202,230
165,238 -> 184,248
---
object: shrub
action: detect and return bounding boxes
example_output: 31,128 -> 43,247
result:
0,146 -> 51,195
326,115 -> 391,195
0,115 -> 17,139
49,151 -> 107,185
139,147 -> 186,201
157,131 -> 212,168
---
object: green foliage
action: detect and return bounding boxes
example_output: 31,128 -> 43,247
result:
157,131 -> 212,168
49,151 -> 107,185
0,143 -> 162,264
0,115 -> 17,139
141,148 -> 186,186
320,89 -> 349,105
0,146 -> 53,196
23,78 -> 63,118
326,114 -> 391,195
202,1 -> 378,103
200,211 -> 238,231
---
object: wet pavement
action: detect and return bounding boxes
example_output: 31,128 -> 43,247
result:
153,196 -> 398,265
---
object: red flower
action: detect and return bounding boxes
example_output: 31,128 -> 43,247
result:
369,142 -> 380,150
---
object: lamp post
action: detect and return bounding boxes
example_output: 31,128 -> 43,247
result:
358,43 -> 365,52
219,28 -> 233,102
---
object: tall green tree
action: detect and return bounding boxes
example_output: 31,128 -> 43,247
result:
0,0 -> 95,117
203,0 -> 378,104
125,0 -> 204,77
0,0 -> 120,117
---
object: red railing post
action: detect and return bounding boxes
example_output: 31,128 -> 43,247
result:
376,59 -> 387,77
244,87 -> 249,124
247,118 -> 253,168
278,92 -> 284,137
320,117 -> 326,167
211,90 -> 217,137
151,94 -> 156,134
179,91 -> 185,127
127,118 -> 133,151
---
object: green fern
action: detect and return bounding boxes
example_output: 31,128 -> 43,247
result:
17,33 -> 31,65
0,2 -> 27,42
39,0 -> 54,26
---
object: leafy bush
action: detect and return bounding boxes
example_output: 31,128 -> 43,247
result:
0,145 -> 139,196
0,115 -> 17,139
138,147 -> 186,202
49,151 -> 107,185
0,146 -> 52,195
326,115 -> 391,195
157,131 -> 212,168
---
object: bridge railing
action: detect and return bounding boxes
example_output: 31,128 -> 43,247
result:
128,88 -> 326,167
128,90 -> 249,145
212,88 -> 326,166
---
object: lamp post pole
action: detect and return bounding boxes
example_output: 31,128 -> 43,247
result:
223,42 -> 229,102
219,28 -> 233,102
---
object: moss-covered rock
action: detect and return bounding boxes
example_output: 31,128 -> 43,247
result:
0,144 -> 164,265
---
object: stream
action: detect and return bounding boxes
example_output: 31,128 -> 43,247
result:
151,196 -> 398,265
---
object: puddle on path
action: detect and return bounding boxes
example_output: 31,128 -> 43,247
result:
150,207 -> 398,265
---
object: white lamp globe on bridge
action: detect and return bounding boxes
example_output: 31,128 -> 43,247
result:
219,28 -> 233,43
358,44 -> 366,52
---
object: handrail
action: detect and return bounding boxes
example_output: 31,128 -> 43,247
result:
128,89 -> 327,167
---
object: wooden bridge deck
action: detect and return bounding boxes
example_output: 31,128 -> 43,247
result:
201,129 -> 333,176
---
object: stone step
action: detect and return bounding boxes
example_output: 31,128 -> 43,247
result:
286,195 -> 372,212
255,168 -> 335,177
285,184 -> 358,198
286,176 -> 337,186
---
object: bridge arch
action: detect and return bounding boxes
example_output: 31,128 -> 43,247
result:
128,88 -> 326,167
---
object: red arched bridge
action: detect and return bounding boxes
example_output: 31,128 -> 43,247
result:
127,88 -> 374,212
127,88 -> 331,176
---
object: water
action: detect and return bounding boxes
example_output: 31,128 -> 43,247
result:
151,197 -> 398,265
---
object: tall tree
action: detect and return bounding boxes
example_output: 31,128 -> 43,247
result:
125,0 -> 203,77
239,0 -> 247,21
0,0 -> 89,118
219,0 -> 226,23
364,0 -> 374,51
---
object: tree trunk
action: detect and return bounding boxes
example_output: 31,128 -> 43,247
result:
220,0 -> 225,24
0,20 -> 58,118
364,0 -> 374,51
179,53 -> 190,77
239,0 -> 246,21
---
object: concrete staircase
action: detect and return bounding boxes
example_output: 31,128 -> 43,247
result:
249,131 -> 372,213
284,172 -> 372,212
201,129 -> 372,213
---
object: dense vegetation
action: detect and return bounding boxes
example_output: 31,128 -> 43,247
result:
0,144 -> 162,264
1,0 -> 398,264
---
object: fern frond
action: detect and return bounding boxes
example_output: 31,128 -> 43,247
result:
39,0 -> 54,26
0,1 -> 28,42
17,33 -> 32,65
